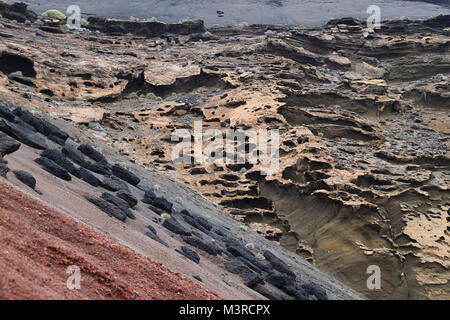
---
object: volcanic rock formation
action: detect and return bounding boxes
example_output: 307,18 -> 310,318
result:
0,4 -> 448,299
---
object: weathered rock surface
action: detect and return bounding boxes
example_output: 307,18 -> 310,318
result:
162,217 -> 192,236
101,192 -> 136,219
116,190 -> 138,208
0,131 -> 20,157
13,170 -> 36,189
85,195 -> 127,221
178,246 -> 201,264
34,157 -> 71,181
112,164 -> 141,186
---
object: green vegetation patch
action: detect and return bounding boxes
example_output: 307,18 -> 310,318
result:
42,9 -> 67,20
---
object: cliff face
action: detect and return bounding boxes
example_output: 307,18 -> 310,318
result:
0,9 -> 449,299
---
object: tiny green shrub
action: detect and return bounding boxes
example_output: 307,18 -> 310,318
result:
318,132 -> 324,137
146,92 -> 159,100
161,213 -> 171,220
240,225 -> 248,232
127,92 -> 138,99
81,18 -> 89,26
42,9 -> 66,20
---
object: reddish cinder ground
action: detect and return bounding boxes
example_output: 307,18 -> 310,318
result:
0,181 -> 221,300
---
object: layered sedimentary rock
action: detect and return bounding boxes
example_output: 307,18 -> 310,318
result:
0,9 -> 448,299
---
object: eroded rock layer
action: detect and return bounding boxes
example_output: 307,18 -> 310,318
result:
0,11 -> 448,299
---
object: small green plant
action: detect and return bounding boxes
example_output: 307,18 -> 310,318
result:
127,92 -> 138,99
318,132 -> 324,137
161,213 -> 171,220
146,92 -> 159,100
81,18 -> 89,26
240,225 -> 248,232
42,9 -> 66,20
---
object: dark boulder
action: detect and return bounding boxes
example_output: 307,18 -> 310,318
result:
77,167 -> 100,187
224,259 -> 263,288
85,195 -> 127,221
226,242 -> 270,273
301,283 -> 328,300
85,162 -> 111,175
41,149 -> 75,173
0,103 -> 15,121
238,256 -> 271,274
178,246 -> 200,264
78,144 -> 107,163
68,167 -> 83,179
181,236 -> 222,256
265,272 -> 293,289
0,119 -> 47,150
151,196 -> 173,212
13,170 -> 36,189
282,284 -> 307,300
34,157 -> 71,181
224,260 -> 254,276
149,204 -> 165,215
226,243 -> 256,262
111,176 -> 130,191
253,284 -> 291,301
182,215 -> 210,234
162,217 -> 192,236
0,131 -> 21,157
62,146 -> 92,167
112,164 -> 140,186
214,227 -> 226,237
13,108 -> 68,144
191,230 -> 204,240
100,177 -> 122,191
263,251 -> 296,279
142,189 -> 156,204
116,190 -> 138,208
244,273 -> 264,289
101,192 -> 135,220
181,209 -> 212,231
47,135 -> 66,146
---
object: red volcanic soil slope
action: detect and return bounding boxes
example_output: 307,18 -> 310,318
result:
0,181 -> 221,300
